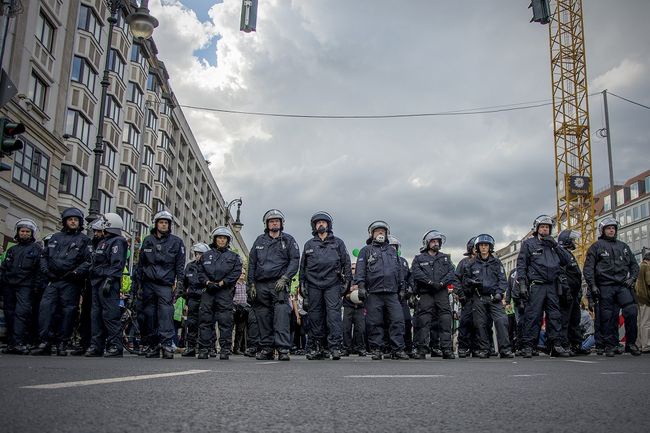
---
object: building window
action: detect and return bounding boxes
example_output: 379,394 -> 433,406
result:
77,4 -> 102,44
642,225 -> 648,240
146,73 -> 159,93
159,132 -> 171,151
108,49 -> 126,79
115,10 -> 128,33
142,146 -> 154,168
59,164 -> 85,200
146,109 -> 158,130
28,71 -> 48,111
161,99 -> 173,117
102,143 -> 117,173
127,81 -> 144,107
130,44 -> 146,69
122,123 -> 142,151
139,184 -> 152,207
633,205 -> 639,222
641,203 -> 649,219
630,182 -> 639,200
104,95 -> 121,124
11,140 -> 49,197
153,198 -> 164,213
603,195 -> 611,212
616,188 -> 625,207
119,164 -> 137,191
71,56 -> 97,93
36,11 -> 55,53
99,190 -> 114,214
645,176 -> 650,194
117,207 -> 133,232
157,165 -> 167,184
65,109 -> 92,147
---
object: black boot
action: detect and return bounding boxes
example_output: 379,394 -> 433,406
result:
500,349 -> 515,359
476,350 -> 489,359
181,348 -> 196,357
626,344 -> 642,356
145,346 -> 161,358
56,342 -> 69,356
457,348 -> 470,358
197,350 -> 209,359
306,346 -> 324,360
371,350 -> 383,361
442,350 -> 455,360
162,347 -> 175,359
255,348 -> 274,360
278,351 -> 290,361
30,343 -> 51,356
244,347 -> 257,357
552,345 -> 570,358
392,350 -> 410,360
219,351 -> 230,360
208,348 -> 217,358
330,349 -> 341,360
430,348 -> 442,358
84,346 -> 103,357
104,347 -> 123,358
521,347 -> 533,358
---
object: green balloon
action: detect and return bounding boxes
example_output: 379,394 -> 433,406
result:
352,248 -> 360,257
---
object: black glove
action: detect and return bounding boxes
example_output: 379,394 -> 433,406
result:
588,298 -> 595,312
542,236 -> 557,248
357,283 -> 367,301
519,280 -> 529,300
302,296 -> 310,311
491,292 -> 503,303
301,285 -> 309,299
101,278 -> 113,297
398,290 -> 406,302
274,275 -> 290,293
407,296 -> 417,309
176,280 -> 184,293
625,278 -> 636,290
206,281 -> 219,294
465,278 -> 481,289
590,285 -> 600,300
247,283 -> 256,301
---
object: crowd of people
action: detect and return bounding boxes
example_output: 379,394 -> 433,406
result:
1,207 -> 649,361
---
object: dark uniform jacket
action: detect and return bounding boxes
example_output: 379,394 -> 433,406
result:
248,232 -> 300,285
184,261 -> 204,298
198,246 -> 243,291
40,230 -> 91,281
299,234 -> 351,291
89,234 -> 128,286
583,237 -> 639,288
559,248 -> 582,297
135,233 -> 186,286
0,239 -> 42,287
515,236 -> 570,284
399,256 -> 412,293
354,241 -> 402,294
411,251 -> 457,294
462,255 -> 508,296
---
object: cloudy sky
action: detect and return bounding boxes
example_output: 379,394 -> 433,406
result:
148,0 -> 650,262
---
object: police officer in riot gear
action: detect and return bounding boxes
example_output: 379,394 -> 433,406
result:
412,229 -> 458,359
354,221 -> 409,360
342,262 -> 367,356
85,214 -> 128,357
557,229 -> 589,355
583,218 -> 641,356
134,210 -> 186,359
516,215 -> 571,358
248,209 -> 300,361
463,234 -> 514,358
0,219 -> 42,354
455,236 -> 477,358
300,212 -> 351,361
197,227 -> 243,360
32,208 -> 91,356
388,235 -> 414,355
181,243 -> 211,357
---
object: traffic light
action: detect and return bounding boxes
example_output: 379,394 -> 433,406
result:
0,117 -> 25,154
529,0 -> 551,25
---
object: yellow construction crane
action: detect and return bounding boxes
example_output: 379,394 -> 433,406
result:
531,0 -> 596,263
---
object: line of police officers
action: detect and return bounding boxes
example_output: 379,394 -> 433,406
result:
1,207 -> 642,360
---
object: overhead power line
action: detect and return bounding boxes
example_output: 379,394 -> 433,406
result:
608,91 -> 650,111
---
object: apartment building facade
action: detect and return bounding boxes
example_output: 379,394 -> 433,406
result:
0,0 -> 247,256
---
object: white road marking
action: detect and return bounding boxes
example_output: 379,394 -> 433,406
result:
256,361 -> 280,365
344,375 -> 451,378
566,359 -> 598,364
510,374 -> 548,377
600,372 -> 627,375
22,369 -> 211,389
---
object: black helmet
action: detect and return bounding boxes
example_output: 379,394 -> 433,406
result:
61,207 -> 84,230
558,229 -> 580,250
310,211 -> 333,234
464,236 -> 477,256
474,233 -> 495,253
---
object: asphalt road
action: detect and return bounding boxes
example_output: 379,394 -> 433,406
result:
0,352 -> 649,433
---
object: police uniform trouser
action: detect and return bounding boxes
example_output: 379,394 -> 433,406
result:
415,290 -> 452,352
252,279 -> 291,351
560,293 -> 583,347
599,284 -> 638,349
90,279 -> 122,351
457,299 -> 475,351
365,292 -> 405,351
142,281 -> 175,348
199,288 -> 234,352
247,307 -> 260,350
342,305 -> 366,352
78,282 -> 92,349
472,295 -> 511,353
185,296 -> 201,349
2,284 -> 33,346
522,282 -> 561,348
308,285 -> 344,350
38,280 -> 82,344
401,300 -> 413,352
233,304 -> 249,352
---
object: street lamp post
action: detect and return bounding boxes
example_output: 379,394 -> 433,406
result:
225,198 -> 244,234
86,0 -> 158,227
